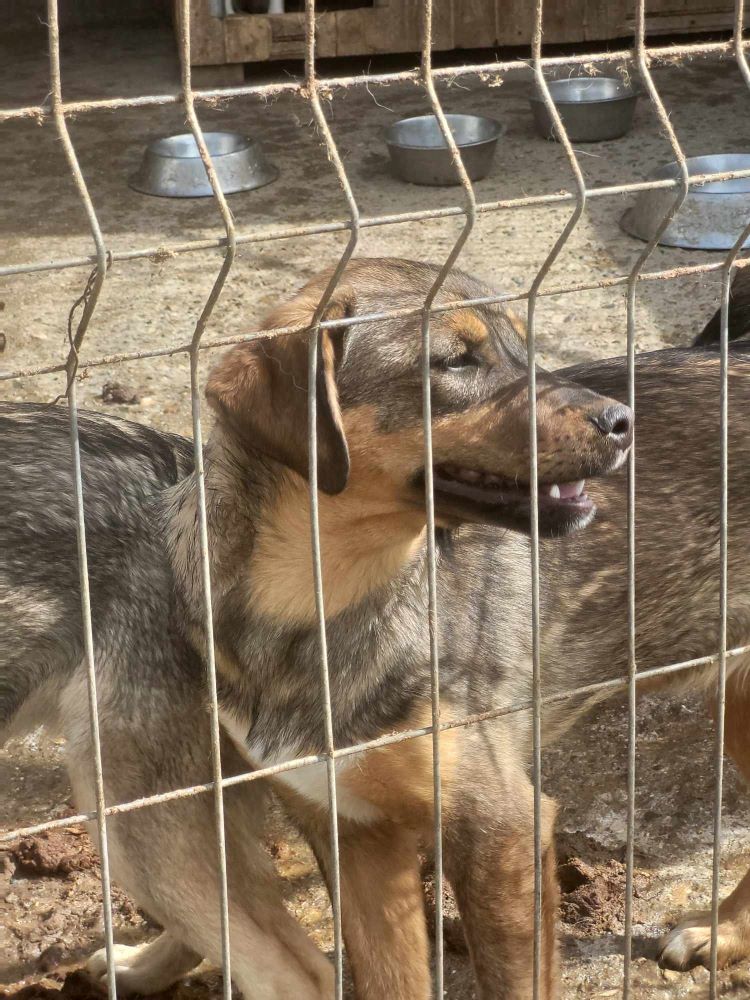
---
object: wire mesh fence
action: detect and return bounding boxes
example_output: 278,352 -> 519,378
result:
1,0 -> 749,998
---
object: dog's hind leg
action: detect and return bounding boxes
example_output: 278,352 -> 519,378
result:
63,687 -> 332,1000
443,762 -> 560,1000
658,663 -> 750,972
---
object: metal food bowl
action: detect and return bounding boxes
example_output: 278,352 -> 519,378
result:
385,114 -> 503,186
129,132 -> 279,198
529,77 -> 638,143
621,154 -> 750,251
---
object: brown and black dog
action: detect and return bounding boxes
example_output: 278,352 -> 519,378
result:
2,258 -> 750,999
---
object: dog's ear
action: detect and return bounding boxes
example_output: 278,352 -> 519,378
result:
205,284 -> 355,494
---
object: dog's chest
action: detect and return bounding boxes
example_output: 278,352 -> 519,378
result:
214,538 -> 529,815
216,590 -> 431,816
220,708 -> 384,822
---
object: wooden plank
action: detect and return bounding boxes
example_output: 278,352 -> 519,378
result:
457,0 -> 741,48
537,0 -> 624,43
190,0 -> 743,69
275,10 -> 337,58
644,11 -> 735,33
224,13 -> 272,62
454,0 -> 496,50
335,1 -> 453,56
621,0 -> 738,34
445,0 -> 625,46
495,0 -> 535,45
178,0 -> 227,66
223,11 -> 337,61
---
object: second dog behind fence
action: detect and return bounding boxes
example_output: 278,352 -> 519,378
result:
2,258 -> 750,998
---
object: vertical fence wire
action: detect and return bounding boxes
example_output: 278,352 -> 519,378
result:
47,4 -> 117,998
418,1 -> 478,991
177,5 -> 238,996
709,262 -> 731,999
527,3 -> 588,994
303,1 -> 362,993
622,4 -> 690,993
707,4 -> 750,990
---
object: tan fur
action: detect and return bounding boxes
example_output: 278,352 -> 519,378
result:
278,702 -> 461,999
445,777 -> 560,999
205,286 -> 352,497
332,822 -> 430,1000
279,784 -> 431,1000
278,704 -> 565,999
247,381 -> 606,625
445,309 -> 489,345
188,626 -> 244,683
659,664 -> 750,971
345,389 -> 601,488
339,700 -> 461,826
249,466 -> 426,624
506,306 -> 528,342
261,282 -> 356,336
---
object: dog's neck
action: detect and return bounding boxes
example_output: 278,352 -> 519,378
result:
166,429 -> 427,629
248,472 -> 427,625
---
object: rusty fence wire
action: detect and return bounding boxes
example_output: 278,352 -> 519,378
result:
2,1 -> 749,999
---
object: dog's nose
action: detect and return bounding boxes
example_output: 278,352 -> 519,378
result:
589,403 -> 633,449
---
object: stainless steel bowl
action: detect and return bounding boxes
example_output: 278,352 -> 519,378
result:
621,153 -> 750,251
385,114 -> 503,186
129,132 -> 279,198
529,77 -> 638,143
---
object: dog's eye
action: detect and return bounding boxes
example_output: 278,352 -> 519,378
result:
441,352 -> 478,372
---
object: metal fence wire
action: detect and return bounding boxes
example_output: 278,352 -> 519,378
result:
2,0 -> 750,998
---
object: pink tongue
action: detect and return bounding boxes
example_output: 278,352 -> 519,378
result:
557,481 -> 582,499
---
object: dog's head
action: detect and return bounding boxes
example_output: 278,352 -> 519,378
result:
206,258 -> 631,538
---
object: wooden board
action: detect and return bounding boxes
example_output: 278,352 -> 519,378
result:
336,1 -> 453,56
176,0 -> 227,66
186,0 -> 744,67
225,10 -> 338,61
453,0 -> 743,49
623,0 -> 740,34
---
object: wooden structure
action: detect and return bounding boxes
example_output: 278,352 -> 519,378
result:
182,0 -> 738,83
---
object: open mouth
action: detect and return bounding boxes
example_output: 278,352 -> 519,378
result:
434,464 -> 592,510
426,464 -> 596,535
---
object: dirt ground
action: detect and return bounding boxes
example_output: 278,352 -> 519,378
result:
3,17 -> 750,1000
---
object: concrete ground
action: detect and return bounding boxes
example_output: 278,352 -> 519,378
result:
2,19 -> 750,1000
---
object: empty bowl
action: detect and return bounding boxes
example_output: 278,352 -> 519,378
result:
529,77 -> 639,143
621,153 -> 750,251
385,114 -> 503,186
129,132 -> 279,198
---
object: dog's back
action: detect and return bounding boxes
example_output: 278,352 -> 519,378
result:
0,403 -> 194,737
693,264 -> 750,347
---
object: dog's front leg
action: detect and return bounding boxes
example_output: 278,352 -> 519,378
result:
444,770 -> 560,1000
299,812 -> 432,1000
658,662 -> 750,972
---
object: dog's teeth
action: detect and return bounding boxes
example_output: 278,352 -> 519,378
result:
549,484 -> 561,499
573,479 -> 585,496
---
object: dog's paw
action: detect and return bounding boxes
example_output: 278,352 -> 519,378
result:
657,913 -> 750,972
85,941 -> 189,996
86,944 -> 144,994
